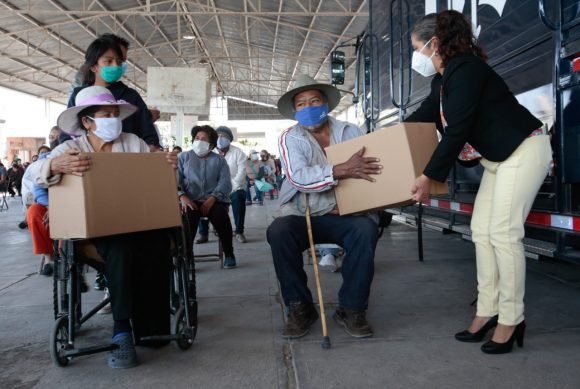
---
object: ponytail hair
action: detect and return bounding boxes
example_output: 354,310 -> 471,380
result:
412,11 -> 487,67
435,10 -> 487,66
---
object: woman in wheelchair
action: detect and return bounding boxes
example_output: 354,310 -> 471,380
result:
32,85 -> 178,369
178,125 -> 237,268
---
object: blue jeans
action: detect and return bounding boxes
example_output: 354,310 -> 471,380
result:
267,214 -> 378,310
246,176 -> 263,202
199,190 -> 246,235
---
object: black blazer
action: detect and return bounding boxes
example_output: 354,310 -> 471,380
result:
405,54 -> 542,182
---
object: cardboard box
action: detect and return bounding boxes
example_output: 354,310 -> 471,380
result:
49,152 -> 181,239
325,122 -> 448,215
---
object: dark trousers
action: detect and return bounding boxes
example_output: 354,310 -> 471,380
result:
267,214 -> 378,311
185,202 -> 234,257
7,180 -> 21,196
93,229 -> 170,342
199,190 -> 246,235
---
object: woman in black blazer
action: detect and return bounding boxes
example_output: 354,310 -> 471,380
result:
407,11 -> 552,354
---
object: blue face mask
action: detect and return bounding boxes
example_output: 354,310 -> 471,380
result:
217,137 -> 231,149
121,62 -> 127,73
100,66 -> 124,83
294,104 -> 329,127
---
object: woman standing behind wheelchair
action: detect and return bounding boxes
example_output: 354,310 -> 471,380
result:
406,11 -> 552,354
32,85 -> 178,368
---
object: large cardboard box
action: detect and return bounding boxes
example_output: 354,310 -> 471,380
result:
49,152 -> 181,239
325,122 -> 448,215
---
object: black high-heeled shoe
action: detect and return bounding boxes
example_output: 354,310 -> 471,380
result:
481,321 -> 526,354
454,315 -> 499,342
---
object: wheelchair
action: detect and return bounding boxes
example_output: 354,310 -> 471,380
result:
49,214 -> 197,367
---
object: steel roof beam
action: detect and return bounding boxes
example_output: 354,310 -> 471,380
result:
0,1 -> 177,39
135,0 -> 187,65
178,0 -> 226,95
0,1 -> 146,92
287,0 -> 323,91
5,10 -> 365,17
0,6 -> 350,41
266,0 -> 283,98
0,68 -> 63,94
44,0 -> 156,77
313,0 -> 366,80
91,0 -> 165,67
206,0 -> 236,80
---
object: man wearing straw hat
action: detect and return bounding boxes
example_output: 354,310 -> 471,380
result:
267,75 -> 382,339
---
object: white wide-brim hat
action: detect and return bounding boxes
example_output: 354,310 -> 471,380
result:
57,85 -> 138,136
277,74 -> 342,120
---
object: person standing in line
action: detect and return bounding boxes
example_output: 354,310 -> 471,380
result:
197,126 -> 248,244
407,11 -> 552,354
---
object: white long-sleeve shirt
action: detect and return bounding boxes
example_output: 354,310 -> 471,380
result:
215,144 -> 247,193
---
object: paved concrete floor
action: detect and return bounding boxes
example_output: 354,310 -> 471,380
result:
1,194 -> 580,389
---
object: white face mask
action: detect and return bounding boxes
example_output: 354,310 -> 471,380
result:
411,38 -> 437,77
217,137 -> 230,150
192,140 -> 211,157
88,117 -> 122,142
250,153 -> 259,161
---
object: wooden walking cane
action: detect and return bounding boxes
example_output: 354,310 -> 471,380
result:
304,193 -> 331,349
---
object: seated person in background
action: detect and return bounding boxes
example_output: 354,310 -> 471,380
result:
172,145 -> 183,154
0,162 -> 6,189
245,150 -> 265,205
267,75 -> 382,339
7,162 -> 23,197
259,149 -> 277,199
32,85 -> 178,369
178,125 -> 237,269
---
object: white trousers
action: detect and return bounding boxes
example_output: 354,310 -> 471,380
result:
470,135 -> 552,325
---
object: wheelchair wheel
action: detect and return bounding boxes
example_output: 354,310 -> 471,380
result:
174,303 -> 197,350
50,315 -> 71,367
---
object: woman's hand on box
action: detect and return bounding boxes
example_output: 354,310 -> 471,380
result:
42,209 -> 50,228
411,174 -> 431,203
165,150 -> 178,169
50,149 -> 91,176
333,147 -> 382,182
179,195 -> 197,214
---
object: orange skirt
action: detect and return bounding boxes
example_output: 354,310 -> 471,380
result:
27,203 -> 53,255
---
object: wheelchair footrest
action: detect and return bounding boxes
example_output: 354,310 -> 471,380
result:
63,343 -> 118,358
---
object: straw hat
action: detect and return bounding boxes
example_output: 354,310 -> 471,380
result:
57,85 -> 137,136
277,74 -> 341,120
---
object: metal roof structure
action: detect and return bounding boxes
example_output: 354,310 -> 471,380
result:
0,0 -> 368,119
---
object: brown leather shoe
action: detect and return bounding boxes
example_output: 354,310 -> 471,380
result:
282,301 -> 319,339
333,306 -> 373,338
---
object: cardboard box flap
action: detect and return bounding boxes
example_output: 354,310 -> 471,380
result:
49,174 -> 88,238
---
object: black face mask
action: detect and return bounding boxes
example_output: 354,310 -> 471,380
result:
49,140 -> 59,149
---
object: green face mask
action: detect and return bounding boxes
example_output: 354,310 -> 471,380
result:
100,65 -> 124,83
